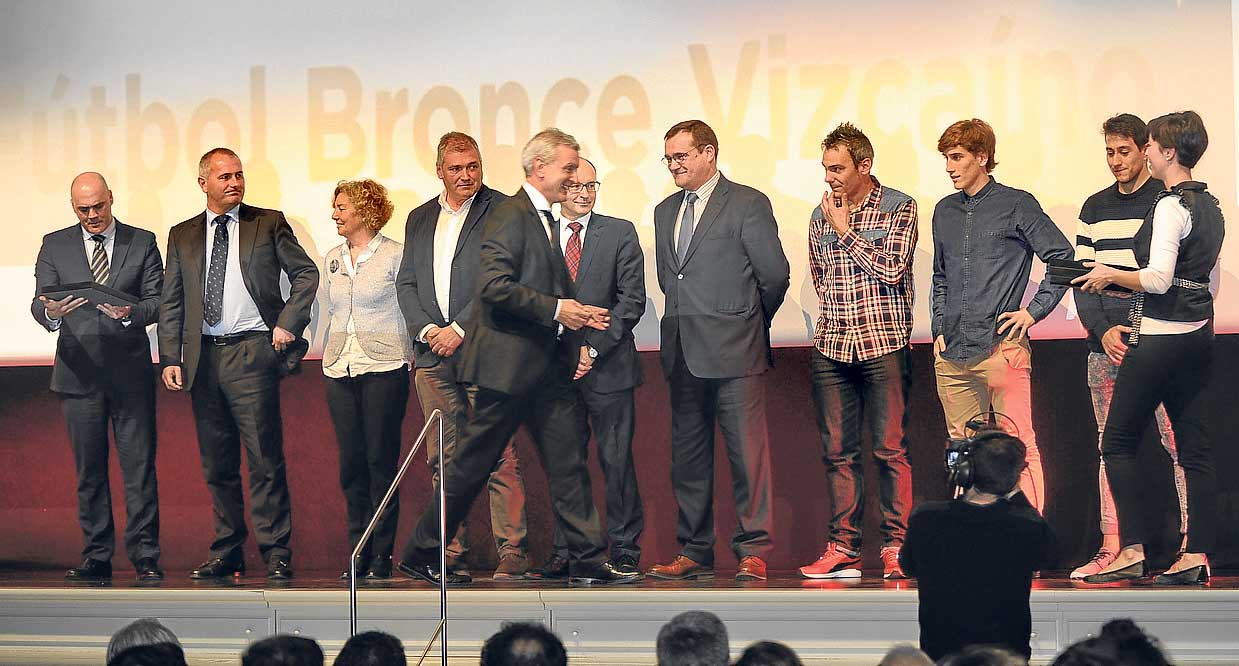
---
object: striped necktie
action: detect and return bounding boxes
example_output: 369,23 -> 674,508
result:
89,234 -> 109,284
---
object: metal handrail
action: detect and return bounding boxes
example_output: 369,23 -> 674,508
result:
348,408 -> 447,665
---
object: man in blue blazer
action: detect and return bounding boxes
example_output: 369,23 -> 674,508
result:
32,172 -> 164,581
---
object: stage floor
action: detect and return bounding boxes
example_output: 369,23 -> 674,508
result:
3,565 -> 1239,664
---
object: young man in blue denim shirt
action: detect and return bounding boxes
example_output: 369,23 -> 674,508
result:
930,119 -> 1073,512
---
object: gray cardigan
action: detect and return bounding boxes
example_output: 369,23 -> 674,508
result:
322,235 -> 413,368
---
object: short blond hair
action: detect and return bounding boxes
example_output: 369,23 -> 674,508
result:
333,179 -> 394,231
521,128 -> 579,176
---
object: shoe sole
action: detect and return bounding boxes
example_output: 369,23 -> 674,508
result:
569,574 -> 642,585
800,567 -> 861,579
883,572 -> 907,580
492,573 -> 529,581
735,573 -> 766,581
647,571 -> 715,581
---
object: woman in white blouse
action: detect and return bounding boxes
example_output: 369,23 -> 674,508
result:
321,179 -> 412,580
1075,111 -> 1223,585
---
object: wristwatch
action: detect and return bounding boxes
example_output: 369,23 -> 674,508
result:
586,345 -> 598,359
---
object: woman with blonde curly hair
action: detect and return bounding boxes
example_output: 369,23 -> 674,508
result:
321,179 -> 412,580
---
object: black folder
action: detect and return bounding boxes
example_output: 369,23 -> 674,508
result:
1047,259 -> 1134,294
39,281 -> 139,307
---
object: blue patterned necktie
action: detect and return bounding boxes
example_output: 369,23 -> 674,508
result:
204,215 -> 229,327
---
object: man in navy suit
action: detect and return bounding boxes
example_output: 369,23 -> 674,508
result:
32,172 -> 164,581
530,157 -> 647,578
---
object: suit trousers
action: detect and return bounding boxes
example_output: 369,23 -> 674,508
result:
810,347 -> 912,552
325,367 -> 410,566
933,339 -> 1044,512
402,363 -> 606,569
552,384 -> 644,561
59,383 -> 160,564
413,363 -> 529,564
669,347 -> 774,565
1102,325 -> 1217,552
189,333 -> 292,563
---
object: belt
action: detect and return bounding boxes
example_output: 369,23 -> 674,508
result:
203,330 -> 269,346
1127,277 -> 1208,346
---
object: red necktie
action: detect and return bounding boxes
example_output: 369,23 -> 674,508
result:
565,221 -> 583,281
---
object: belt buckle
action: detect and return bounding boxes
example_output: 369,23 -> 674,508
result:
210,335 -> 229,347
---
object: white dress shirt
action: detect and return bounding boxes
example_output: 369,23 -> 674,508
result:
521,182 -> 563,324
417,190 -> 476,343
559,211 -> 592,256
46,221 -> 120,330
672,169 -> 722,257
202,205 -> 268,336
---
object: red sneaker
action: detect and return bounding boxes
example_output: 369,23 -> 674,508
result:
799,543 -> 861,579
881,546 -> 906,580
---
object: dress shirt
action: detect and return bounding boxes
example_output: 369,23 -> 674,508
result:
417,190 -> 476,343
559,211 -> 592,255
1139,196 -> 1204,335
202,205 -> 267,336
672,169 -> 722,256
521,182 -> 562,323
46,221 -> 121,330
324,234 -> 408,378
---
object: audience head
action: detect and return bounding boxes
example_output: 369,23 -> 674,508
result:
655,610 -> 729,666
734,640 -> 802,666
480,622 -> 567,666
938,645 -> 1027,666
107,642 -> 188,666
1050,618 -> 1171,666
107,618 -> 182,663
878,644 -> 934,666
969,432 -> 1027,496
333,630 -> 406,666
242,635 -> 324,666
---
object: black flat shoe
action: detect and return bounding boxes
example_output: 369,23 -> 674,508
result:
397,560 -> 471,585
1082,559 -> 1146,583
190,557 -> 245,579
66,559 -> 112,581
528,554 -> 569,580
134,558 -> 164,582
1154,564 -> 1209,585
267,559 -> 294,580
569,561 -> 642,586
366,556 -> 393,580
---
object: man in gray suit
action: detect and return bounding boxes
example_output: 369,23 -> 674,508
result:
33,172 -> 164,581
531,157 -> 647,578
648,120 -> 790,582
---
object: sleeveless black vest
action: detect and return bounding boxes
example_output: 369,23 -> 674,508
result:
1132,181 -> 1224,322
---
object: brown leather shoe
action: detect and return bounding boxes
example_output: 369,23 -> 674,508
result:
736,555 -> 767,581
647,555 -> 714,580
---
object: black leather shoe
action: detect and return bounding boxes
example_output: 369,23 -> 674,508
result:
340,558 -> 371,580
134,558 -> 164,581
66,559 -> 111,581
267,559 -> 293,580
569,561 -> 642,585
528,554 -> 570,580
1082,559 -> 1146,583
190,557 -> 245,579
366,556 -> 393,580
397,560 -> 471,585
614,554 -> 640,575
1154,564 -> 1210,585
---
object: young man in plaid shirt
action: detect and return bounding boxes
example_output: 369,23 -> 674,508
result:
799,123 -> 917,580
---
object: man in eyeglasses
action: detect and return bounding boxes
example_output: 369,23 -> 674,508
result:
648,119 -> 790,582
529,157 -> 647,578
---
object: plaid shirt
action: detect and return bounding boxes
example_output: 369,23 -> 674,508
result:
809,177 -> 918,363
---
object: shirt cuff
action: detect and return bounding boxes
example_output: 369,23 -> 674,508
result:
417,324 -> 435,343
553,299 -> 562,324
449,322 -> 465,338
45,309 -> 62,331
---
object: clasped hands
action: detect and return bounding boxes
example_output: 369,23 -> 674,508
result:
556,299 -> 610,331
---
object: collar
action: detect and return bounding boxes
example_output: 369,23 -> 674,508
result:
562,211 -> 592,231
687,169 -> 722,201
339,233 -> 386,266
438,189 -> 478,216
522,182 -> 553,214
960,177 -> 996,204
855,176 -> 883,211
80,220 -> 117,241
205,204 -> 241,224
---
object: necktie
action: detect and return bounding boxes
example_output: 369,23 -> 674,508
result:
540,210 -> 557,243
204,215 -> 229,327
565,221 -> 583,281
89,234 -> 109,285
676,191 -> 699,263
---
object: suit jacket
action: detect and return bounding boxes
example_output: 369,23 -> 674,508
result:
396,184 -> 502,376
562,212 -> 645,394
158,203 -> 319,391
654,173 -> 790,379
32,221 -> 163,394
458,187 -> 575,395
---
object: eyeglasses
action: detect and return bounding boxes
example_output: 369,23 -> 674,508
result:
661,146 -> 702,166
565,181 -> 601,193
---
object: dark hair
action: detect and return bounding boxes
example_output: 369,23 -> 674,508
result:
938,645 -> 1027,666
821,122 -> 874,167
108,642 -> 188,666
665,120 -> 720,158
333,631 -> 406,666
971,432 -> 1027,495
937,119 -> 998,172
107,618 -> 181,662
1050,618 -> 1171,666
1147,110 -> 1208,168
242,635 -> 324,666
734,640 -> 802,666
1101,114 -> 1148,146
655,610 -> 729,666
480,622 -> 567,666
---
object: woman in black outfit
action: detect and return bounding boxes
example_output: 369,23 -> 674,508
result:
1074,111 -> 1223,584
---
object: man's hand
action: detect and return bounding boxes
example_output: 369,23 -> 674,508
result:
430,325 -> 463,357
821,189 -> 851,235
556,299 -> 610,331
574,345 -> 595,380
96,303 -> 132,320
162,366 -> 183,391
996,308 -> 1035,341
934,335 -> 946,355
1101,325 -> 1131,365
272,326 -> 295,351
40,294 -> 88,320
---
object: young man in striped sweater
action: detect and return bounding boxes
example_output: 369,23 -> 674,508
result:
1070,113 -> 1188,579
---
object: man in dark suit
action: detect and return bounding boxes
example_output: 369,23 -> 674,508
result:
531,157 -> 647,578
398,128 -> 638,585
396,132 -> 531,581
158,147 -> 319,580
648,120 -> 790,582
32,172 -> 164,582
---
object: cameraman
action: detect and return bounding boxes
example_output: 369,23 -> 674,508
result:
901,432 -> 1055,661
